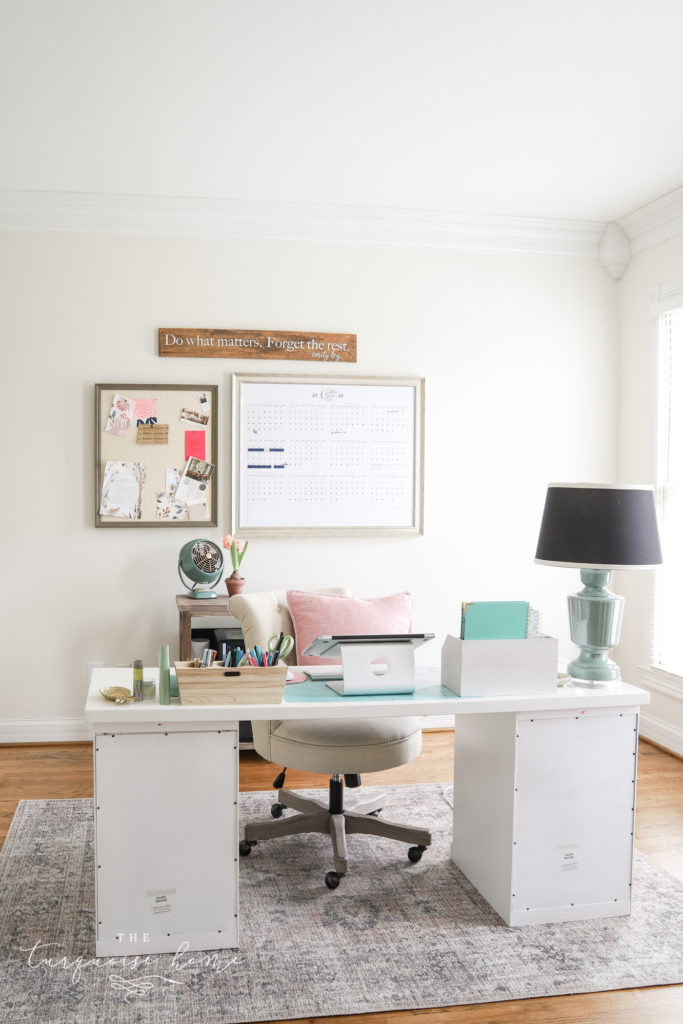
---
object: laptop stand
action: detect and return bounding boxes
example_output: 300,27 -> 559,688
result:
336,640 -> 416,694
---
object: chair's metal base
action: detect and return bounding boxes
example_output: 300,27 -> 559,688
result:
243,786 -> 432,877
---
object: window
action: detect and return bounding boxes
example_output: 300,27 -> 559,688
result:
653,306 -> 683,674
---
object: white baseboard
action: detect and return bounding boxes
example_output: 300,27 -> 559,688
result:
420,715 -> 455,731
12,713 -> 674,750
0,718 -> 93,744
639,711 -> 683,759
0,716 -> 454,744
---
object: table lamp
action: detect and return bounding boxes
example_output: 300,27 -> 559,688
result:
535,483 -> 662,683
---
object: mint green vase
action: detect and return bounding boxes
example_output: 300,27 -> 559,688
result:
158,644 -> 171,705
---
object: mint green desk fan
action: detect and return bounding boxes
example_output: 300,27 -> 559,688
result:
178,539 -> 224,599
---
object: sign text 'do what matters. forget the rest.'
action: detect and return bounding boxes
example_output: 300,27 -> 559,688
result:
158,329 -> 357,363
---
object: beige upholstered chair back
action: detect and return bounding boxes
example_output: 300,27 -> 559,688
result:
227,587 -> 351,666
227,587 -> 351,758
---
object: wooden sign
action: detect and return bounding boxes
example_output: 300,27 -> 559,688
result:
158,328 -> 357,364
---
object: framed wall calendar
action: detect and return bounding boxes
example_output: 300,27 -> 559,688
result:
231,373 -> 424,535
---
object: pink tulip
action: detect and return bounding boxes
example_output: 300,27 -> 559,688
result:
223,534 -> 248,570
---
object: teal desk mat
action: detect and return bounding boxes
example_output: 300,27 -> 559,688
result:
283,679 -> 462,704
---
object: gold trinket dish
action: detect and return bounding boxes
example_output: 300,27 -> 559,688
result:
100,686 -> 135,704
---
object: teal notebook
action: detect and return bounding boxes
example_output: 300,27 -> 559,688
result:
460,601 -> 532,640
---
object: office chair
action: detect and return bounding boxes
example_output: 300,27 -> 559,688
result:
227,588 -> 432,888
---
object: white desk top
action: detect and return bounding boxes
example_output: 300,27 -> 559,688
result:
85,666 -> 650,726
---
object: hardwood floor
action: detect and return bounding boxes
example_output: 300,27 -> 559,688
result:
1,732 -> 682,1023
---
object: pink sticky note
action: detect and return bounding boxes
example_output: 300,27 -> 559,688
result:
185,430 -> 206,461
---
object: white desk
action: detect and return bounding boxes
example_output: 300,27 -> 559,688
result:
85,668 -> 649,956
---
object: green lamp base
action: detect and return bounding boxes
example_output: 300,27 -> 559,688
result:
566,650 -> 621,682
567,569 -> 624,683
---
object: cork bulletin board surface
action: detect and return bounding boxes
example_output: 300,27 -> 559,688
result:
95,383 -> 218,527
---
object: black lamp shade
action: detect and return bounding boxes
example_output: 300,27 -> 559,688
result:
535,484 -> 662,569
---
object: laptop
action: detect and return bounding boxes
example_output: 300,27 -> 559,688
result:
301,633 -> 435,696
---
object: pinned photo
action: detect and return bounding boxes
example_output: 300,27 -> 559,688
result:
181,408 -> 209,426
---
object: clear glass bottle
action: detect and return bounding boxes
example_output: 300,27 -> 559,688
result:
158,644 -> 171,705
133,659 -> 143,701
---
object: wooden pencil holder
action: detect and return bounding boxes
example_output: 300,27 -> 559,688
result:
174,661 -> 287,705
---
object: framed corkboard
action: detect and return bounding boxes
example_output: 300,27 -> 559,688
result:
95,383 -> 218,527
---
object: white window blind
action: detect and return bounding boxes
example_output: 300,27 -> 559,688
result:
654,307 -> 683,674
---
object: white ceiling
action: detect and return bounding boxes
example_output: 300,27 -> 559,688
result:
2,0 -> 683,224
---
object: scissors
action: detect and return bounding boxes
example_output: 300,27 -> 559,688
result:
267,632 -> 294,663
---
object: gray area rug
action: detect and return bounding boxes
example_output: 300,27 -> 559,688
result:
1,787 -> 682,1024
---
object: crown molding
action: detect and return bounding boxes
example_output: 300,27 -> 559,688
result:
0,190 -> 604,258
618,186 -> 683,255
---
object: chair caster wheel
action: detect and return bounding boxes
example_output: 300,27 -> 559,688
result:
239,839 -> 256,857
325,871 -> 343,890
408,845 -> 426,863
271,802 -> 284,818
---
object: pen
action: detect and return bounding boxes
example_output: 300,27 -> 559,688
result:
272,631 -> 284,666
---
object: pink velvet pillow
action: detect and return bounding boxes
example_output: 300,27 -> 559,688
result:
286,590 -> 414,665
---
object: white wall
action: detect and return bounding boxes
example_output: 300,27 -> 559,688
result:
0,230 -> 617,731
617,232 -> 683,753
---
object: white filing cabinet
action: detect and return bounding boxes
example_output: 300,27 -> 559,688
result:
451,706 -> 638,925
94,726 -> 239,956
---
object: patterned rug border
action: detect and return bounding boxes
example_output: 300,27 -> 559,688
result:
1,790 -> 682,1024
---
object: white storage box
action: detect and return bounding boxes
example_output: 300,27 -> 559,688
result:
441,634 -> 558,696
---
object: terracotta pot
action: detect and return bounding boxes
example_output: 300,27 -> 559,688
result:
226,570 -> 245,597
